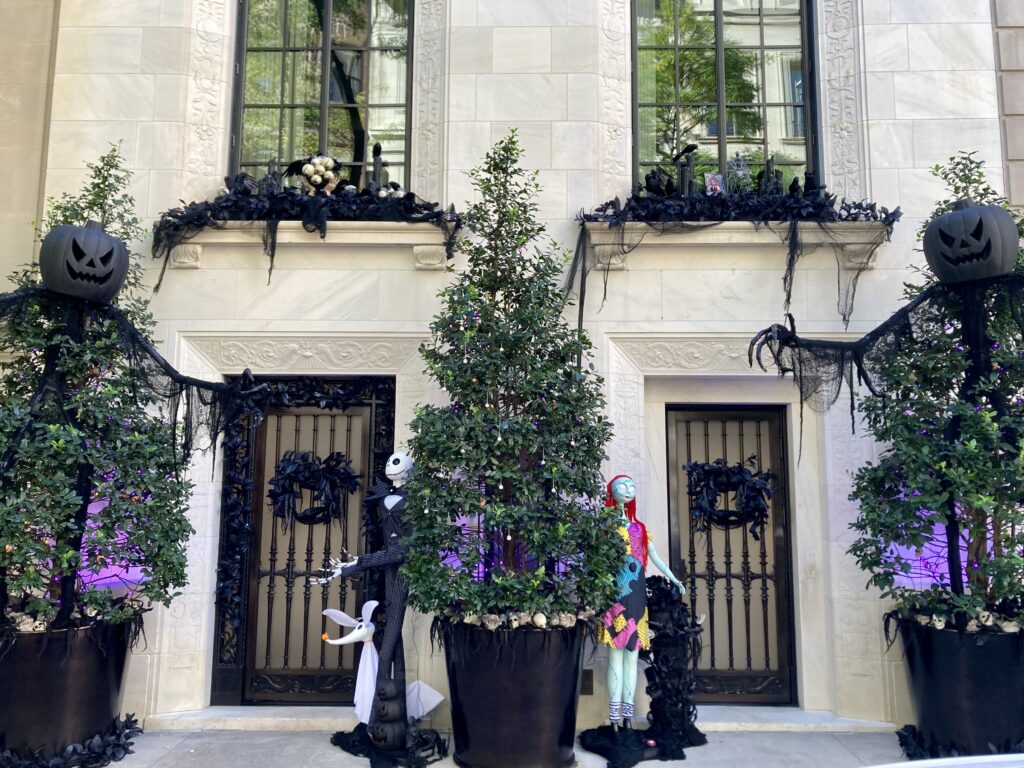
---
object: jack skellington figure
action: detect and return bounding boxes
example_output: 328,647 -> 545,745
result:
317,451 -> 414,750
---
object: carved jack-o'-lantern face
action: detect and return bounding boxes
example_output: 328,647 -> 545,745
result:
39,221 -> 129,303
923,200 -> 1020,285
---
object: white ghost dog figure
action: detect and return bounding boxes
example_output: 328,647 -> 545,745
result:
323,600 -> 379,724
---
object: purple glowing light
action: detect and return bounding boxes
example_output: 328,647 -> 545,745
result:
79,498 -> 145,594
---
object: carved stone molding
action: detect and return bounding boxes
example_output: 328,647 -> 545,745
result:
615,337 -> 757,375
597,0 -> 631,199
606,342 -> 645,482
184,0 -> 233,202
184,335 -> 424,374
411,0 -> 445,202
820,0 -> 865,200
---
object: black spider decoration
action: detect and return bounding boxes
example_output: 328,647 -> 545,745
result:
684,456 -> 775,540
267,450 -> 360,527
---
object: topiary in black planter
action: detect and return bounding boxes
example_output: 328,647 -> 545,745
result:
0,623 -> 131,758
442,623 -> 585,768
899,620 -> 1024,756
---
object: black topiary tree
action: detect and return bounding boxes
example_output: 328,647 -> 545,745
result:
402,133 -> 624,627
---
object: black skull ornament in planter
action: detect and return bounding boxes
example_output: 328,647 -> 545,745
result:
923,199 -> 1019,285
39,220 -> 130,303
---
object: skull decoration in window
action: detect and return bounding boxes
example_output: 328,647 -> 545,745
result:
923,199 -> 1020,285
39,221 -> 130,303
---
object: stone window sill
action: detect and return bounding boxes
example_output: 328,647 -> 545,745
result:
168,221 -> 449,271
583,220 -> 891,272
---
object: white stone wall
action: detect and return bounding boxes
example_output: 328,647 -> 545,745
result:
7,0 -> 1008,731
0,0 -> 56,284
44,0 -> 234,246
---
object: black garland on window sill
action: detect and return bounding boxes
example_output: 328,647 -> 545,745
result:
151,170 -> 462,289
566,179 -> 902,330
0,715 -> 143,768
267,449 -> 361,528
684,456 -> 775,541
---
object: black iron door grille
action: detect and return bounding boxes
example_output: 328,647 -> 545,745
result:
666,406 -> 796,704
244,406 -> 371,703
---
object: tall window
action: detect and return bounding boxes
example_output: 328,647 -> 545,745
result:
235,0 -> 411,186
634,0 -> 814,191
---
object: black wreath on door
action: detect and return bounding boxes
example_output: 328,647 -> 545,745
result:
684,456 -> 775,540
267,450 -> 361,528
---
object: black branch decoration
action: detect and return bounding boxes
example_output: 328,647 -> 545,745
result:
151,167 -> 462,289
684,456 -> 775,540
568,173 -> 901,331
267,450 -> 361,528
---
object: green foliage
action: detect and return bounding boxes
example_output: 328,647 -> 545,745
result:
848,152 -> 1024,626
402,134 -> 625,622
1,146 -> 193,628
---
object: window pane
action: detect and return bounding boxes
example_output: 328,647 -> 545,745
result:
678,1 -> 715,46
764,12 -> 801,46
764,49 -> 803,103
723,47 -> 761,104
247,0 -> 284,48
724,0 -> 761,46
766,105 -> 806,182
677,48 -> 718,104
242,108 -> 281,165
639,105 -> 715,165
382,163 -> 405,186
284,51 -> 323,104
369,49 -> 406,103
371,0 -> 408,47
329,49 -> 365,103
727,106 -> 764,139
368,106 -> 406,162
636,0 -> 671,46
337,163 -> 363,186
287,0 -> 324,48
282,107 -> 321,158
244,51 -> 283,104
328,106 -> 367,163
332,0 -> 371,47
637,48 -> 676,104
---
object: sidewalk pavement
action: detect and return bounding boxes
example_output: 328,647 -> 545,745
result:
126,729 -> 905,767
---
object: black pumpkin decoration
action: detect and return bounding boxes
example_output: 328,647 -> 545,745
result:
39,221 -> 129,303
923,199 -> 1019,285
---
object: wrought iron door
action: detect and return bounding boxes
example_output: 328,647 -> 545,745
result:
244,406 -> 371,703
666,406 -> 795,704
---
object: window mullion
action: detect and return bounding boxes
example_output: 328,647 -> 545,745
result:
715,0 -> 727,173
279,0 -> 291,168
320,1 -> 332,153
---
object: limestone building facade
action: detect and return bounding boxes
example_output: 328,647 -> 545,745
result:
0,0 -> 1013,732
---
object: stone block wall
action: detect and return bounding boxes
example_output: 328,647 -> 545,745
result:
0,0 -> 56,284
995,0 -> 1024,203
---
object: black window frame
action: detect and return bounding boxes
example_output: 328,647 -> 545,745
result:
631,0 -> 821,190
230,0 -> 415,187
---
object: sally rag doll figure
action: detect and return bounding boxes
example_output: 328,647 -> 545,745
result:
599,474 -> 685,731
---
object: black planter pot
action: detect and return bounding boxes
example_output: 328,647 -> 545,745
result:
0,622 -> 130,757
901,619 -> 1024,754
442,622 -> 585,768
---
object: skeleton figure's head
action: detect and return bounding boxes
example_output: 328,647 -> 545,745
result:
385,451 -> 413,486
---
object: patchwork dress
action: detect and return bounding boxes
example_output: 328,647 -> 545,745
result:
597,520 -> 651,652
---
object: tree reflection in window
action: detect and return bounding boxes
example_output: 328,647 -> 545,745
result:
635,0 -> 811,192
238,0 -> 409,187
